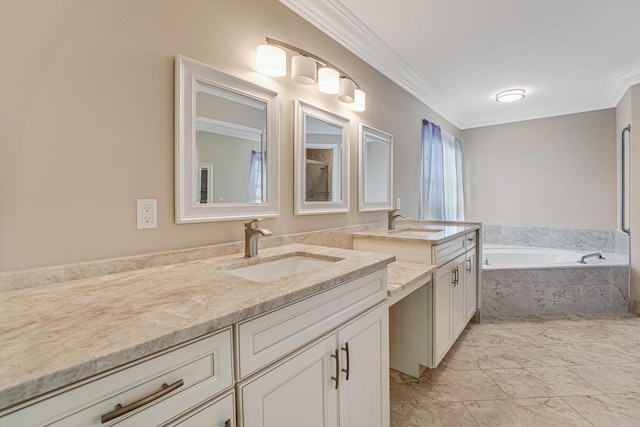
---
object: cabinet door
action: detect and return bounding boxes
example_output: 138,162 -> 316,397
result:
238,335 -> 338,427
337,303 -> 389,427
452,254 -> 467,339
433,262 -> 453,367
465,251 -> 477,322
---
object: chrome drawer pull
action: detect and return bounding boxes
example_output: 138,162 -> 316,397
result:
100,379 -> 184,423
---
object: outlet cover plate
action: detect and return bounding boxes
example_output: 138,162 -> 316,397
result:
137,199 -> 157,229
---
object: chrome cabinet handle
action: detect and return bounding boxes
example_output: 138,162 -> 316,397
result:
330,349 -> 340,389
467,236 -> 474,242
466,258 -> 472,274
452,267 -> 459,286
101,379 -> 184,423
341,342 -> 350,381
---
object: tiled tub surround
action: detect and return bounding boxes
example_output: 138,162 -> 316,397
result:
481,225 -> 630,318
0,243 -> 394,411
483,224 -> 630,256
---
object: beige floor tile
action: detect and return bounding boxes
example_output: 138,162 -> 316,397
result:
440,344 -> 522,370
484,367 -> 602,398
459,327 -> 531,347
513,324 -> 638,345
570,340 -> 640,364
391,402 -> 479,427
563,393 -> 640,427
501,343 -> 601,367
570,363 -> 640,394
390,369 -> 414,404
409,369 -> 509,402
465,397 -> 592,427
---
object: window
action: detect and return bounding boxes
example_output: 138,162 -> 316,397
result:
419,119 -> 464,221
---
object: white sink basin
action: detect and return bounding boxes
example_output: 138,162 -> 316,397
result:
225,255 -> 335,282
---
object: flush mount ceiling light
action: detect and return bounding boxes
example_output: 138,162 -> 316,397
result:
256,37 -> 366,111
495,88 -> 526,103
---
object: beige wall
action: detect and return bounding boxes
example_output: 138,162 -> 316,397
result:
0,0 -> 457,271
461,109 -> 617,229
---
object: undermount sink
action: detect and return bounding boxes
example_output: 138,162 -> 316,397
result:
225,254 -> 338,283
390,227 -> 442,234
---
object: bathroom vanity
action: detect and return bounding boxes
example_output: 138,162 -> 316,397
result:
352,222 -> 481,376
0,244 -> 393,427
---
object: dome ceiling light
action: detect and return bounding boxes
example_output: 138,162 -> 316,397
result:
495,88 -> 526,103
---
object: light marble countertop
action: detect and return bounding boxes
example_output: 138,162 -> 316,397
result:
352,221 -> 479,245
387,261 -> 437,299
0,243 -> 394,411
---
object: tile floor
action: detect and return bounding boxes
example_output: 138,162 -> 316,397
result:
390,314 -> 640,426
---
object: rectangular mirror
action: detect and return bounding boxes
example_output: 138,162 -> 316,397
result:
294,100 -> 349,215
359,124 -> 393,212
175,55 -> 280,223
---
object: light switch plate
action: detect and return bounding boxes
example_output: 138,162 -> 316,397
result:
137,199 -> 157,229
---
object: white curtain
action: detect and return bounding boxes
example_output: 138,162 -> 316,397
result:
419,119 -> 465,221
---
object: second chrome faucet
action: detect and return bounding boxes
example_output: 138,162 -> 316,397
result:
387,209 -> 406,230
244,219 -> 272,258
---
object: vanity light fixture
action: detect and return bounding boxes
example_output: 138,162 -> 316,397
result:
495,88 -> 526,103
256,44 -> 286,77
256,37 -> 366,111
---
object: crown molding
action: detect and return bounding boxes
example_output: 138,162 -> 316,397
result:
279,0 -> 464,128
604,62 -> 640,106
460,100 -> 615,129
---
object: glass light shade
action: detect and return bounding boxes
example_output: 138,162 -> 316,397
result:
495,88 -> 525,103
337,78 -> 356,103
317,67 -> 340,94
351,88 -> 366,111
256,44 -> 286,77
291,55 -> 316,85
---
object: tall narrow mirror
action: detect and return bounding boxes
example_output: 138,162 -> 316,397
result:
359,124 -> 393,211
294,100 -> 349,215
175,55 -> 279,223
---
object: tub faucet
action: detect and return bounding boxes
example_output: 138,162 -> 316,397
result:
387,209 -> 406,230
244,219 -> 272,258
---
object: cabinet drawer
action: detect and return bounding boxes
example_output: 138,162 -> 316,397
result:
164,391 -> 235,427
236,269 -> 387,379
1,329 -> 233,426
434,236 -> 465,264
465,232 -> 477,251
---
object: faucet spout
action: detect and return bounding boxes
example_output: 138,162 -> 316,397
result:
387,209 -> 406,230
244,219 -> 272,258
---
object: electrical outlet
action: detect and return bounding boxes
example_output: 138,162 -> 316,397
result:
137,199 -> 157,229
396,198 -> 401,210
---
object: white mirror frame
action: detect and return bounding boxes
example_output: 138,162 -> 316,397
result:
175,55 -> 280,223
294,100 -> 350,215
358,124 -> 393,212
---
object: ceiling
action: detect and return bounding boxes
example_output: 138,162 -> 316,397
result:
280,0 -> 640,129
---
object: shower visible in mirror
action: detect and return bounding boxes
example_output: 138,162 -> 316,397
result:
294,100 -> 349,215
175,55 -> 280,223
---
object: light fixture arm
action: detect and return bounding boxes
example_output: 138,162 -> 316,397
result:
265,37 -> 360,88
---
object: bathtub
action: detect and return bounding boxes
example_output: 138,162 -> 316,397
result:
481,244 -> 630,318
482,244 -> 628,270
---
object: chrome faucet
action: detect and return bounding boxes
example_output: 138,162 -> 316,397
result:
244,219 -> 272,258
387,209 -> 406,230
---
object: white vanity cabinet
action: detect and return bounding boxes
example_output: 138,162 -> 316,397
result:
353,225 -> 480,373
236,270 -> 389,427
0,328 -> 235,427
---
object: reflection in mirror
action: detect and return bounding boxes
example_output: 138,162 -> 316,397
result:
294,100 -> 349,215
359,124 -> 393,212
175,55 -> 279,223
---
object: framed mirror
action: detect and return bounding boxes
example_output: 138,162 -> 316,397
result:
294,100 -> 350,215
175,55 -> 280,223
358,124 -> 393,212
